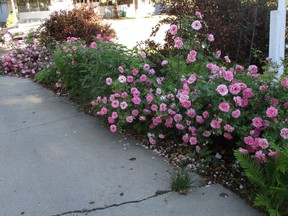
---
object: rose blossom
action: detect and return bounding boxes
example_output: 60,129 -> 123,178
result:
252,117 -> 263,128
248,65 -> 258,74
111,111 -> 118,119
280,128 -> 288,139
224,71 -> 234,81
216,84 -> 228,96
182,134 -> 190,143
235,65 -> 244,72
244,136 -> 254,145
110,124 -> 117,133
120,101 -> 128,110
219,102 -> 230,112
224,56 -> 231,63
255,150 -> 267,163
195,11 -> 203,19
169,24 -> 178,35
191,20 -> 202,30
132,96 -> 141,105
111,100 -> 119,108
106,77 -> 113,85
189,137 -> 198,145
210,119 -> 222,129
243,88 -> 253,98
202,131 -> 211,137
216,50 -> 221,59
139,74 -> 147,82
126,116 -> 133,123
266,107 -> 278,118
176,124 -> 185,130
229,83 -> 241,95
268,150 -> 280,158
207,34 -> 215,42
196,116 -> 204,124
143,64 -> 150,71
223,132 -> 233,140
132,69 -> 139,76
118,66 -> 124,73
224,124 -> 234,132
282,78 -> 288,88
118,75 -> 126,83
174,37 -> 184,48
161,60 -> 168,66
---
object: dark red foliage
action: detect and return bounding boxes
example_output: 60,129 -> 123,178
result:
39,5 -> 116,45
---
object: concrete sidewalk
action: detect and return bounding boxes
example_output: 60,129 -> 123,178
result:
0,76 -> 262,216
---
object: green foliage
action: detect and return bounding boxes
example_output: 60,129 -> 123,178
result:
39,5 -> 116,45
35,67 -> 59,87
235,151 -> 288,215
171,168 -> 194,194
53,37 -> 135,102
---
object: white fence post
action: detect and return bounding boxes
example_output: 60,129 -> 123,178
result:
269,0 -> 286,78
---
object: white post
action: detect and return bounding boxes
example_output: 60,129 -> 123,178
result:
269,0 -> 286,78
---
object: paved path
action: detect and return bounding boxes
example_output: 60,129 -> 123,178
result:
0,76 -> 262,215
107,16 -> 169,48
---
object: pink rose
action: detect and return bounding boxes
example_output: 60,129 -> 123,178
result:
189,137 -> 198,145
176,124 -> 185,130
110,124 -> 117,133
207,34 -> 215,42
139,74 -> 147,82
106,77 -> 113,85
224,56 -> 231,63
268,150 -> 280,158
280,128 -> 288,139
143,64 -> 150,71
169,24 -> 178,35
243,88 -> 253,98
111,100 -> 119,108
224,124 -> 234,132
132,96 -> 141,105
111,111 -> 118,119
118,66 -> 124,73
132,69 -> 139,76
210,119 -> 222,129
216,84 -> 228,96
224,71 -> 234,81
252,117 -> 263,128
229,83 -> 241,95
182,134 -> 190,143
161,60 -> 168,66
266,107 -> 278,118
191,20 -> 202,30
282,78 -> 288,88
126,116 -> 133,123
120,101 -> 128,110
174,37 -> 184,48
219,102 -> 230,112
244,136 -> 254,145
255,150 -> 267,163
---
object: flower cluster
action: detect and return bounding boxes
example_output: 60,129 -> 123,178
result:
1,43 -> 53,77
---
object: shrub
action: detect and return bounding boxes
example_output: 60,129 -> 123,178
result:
53,36 -> 135,103
39,5 -> 116,45
152,0 -> 279,66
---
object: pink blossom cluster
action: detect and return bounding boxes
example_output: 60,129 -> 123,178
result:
1,43 -> 53,77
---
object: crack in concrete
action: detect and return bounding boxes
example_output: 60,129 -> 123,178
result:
51,190 -> 171,216
0,114 -> 82,135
